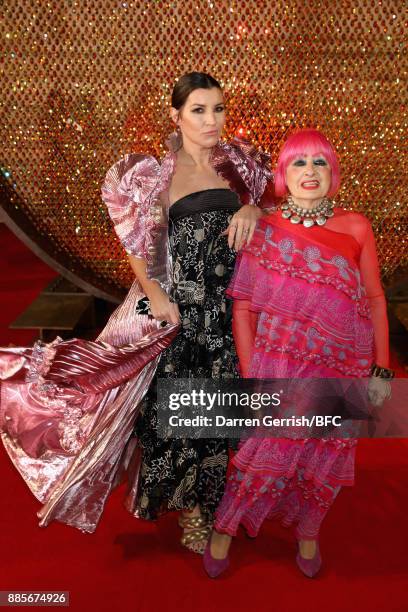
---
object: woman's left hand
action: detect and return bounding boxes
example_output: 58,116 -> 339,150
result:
224,205 -> 263,251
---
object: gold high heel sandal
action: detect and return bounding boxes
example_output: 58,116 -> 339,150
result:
178,514 -> 212,555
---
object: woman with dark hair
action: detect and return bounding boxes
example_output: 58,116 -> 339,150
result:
203,128 -> 392,577
109,71 -> 271,553
0,72 -> 271,552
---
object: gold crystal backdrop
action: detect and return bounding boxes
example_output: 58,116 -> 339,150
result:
1,0 -> 407,297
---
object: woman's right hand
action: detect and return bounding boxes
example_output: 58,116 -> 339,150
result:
127,256 -> 180,325
145,282 -> 180,325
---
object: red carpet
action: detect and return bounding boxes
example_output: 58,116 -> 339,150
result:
1,224 -> 407,612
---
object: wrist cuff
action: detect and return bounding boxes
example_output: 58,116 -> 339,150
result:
370,364 -> 395,379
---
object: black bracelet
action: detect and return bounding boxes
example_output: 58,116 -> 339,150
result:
370,364 -> 395,379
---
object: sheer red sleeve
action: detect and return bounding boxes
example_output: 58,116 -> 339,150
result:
358,219 -> 389,368
332,212 -> 389,368
232,300 -> 258,378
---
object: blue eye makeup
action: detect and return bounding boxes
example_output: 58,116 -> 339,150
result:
292,157 -> 328,167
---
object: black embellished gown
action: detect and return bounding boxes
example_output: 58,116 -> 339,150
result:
135,188 -> 241,521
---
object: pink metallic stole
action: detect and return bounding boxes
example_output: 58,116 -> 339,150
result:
0,138 -> 271,533
101,138 -> 272,289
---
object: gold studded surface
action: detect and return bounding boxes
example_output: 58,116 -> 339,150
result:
1,1 -> 406,292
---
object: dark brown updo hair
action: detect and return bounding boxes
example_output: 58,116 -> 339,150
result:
171,72 -> 222,110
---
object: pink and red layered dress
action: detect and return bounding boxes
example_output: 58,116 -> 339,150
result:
215,212 -> 375,540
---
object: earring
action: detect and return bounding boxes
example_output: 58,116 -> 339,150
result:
166,126 -> 183,152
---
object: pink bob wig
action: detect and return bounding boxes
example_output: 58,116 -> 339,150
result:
274,129 -> 341,198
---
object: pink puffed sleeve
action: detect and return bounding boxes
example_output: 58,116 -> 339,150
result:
229,137 -> 274,206
212,138 -> 274,208
101,154 -> 161,261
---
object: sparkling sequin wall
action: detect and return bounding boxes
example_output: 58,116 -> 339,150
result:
1,0 -> 406,295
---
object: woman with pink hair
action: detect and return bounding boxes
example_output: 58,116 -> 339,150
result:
203,128 -> 392,577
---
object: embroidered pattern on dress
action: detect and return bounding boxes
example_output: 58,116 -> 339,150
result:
228,222 -> 374,378
248,224 -> 363,296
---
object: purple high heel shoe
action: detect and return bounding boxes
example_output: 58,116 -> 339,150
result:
203,540 -> 230,578
296,541 -> 322,578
